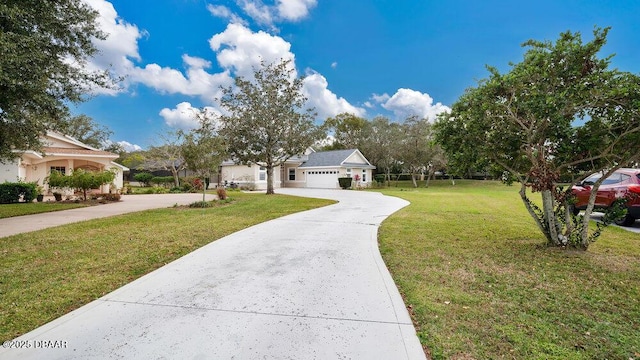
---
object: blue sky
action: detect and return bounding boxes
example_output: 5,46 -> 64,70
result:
75,0 -> 640,151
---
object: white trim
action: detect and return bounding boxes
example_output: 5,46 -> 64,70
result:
110,161 -> 129,171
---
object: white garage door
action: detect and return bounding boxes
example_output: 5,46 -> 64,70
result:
305,170 -> 339,188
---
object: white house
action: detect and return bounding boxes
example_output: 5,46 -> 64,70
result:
220,149 -> 375,189
0,131 -> 128,194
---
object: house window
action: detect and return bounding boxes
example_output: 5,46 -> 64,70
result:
346,168 -> 352,177
259,166 -> 266,181
50,166 -> 66,175
362,169 -> 367,182
288,168 -> 296,181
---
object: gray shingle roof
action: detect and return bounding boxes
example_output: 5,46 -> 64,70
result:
299,149 -> 373,168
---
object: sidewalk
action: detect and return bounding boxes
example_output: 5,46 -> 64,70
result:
0,189 -> 426,359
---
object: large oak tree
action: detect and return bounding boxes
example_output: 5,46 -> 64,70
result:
219,59 -> 324,194
435,27 -> 640,250
0,0 -> 114,161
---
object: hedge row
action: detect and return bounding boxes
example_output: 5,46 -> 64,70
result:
0,183 -> 38,204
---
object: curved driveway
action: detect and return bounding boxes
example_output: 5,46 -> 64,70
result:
1,189 -> 425,359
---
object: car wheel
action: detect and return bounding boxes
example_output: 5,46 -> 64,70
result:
614,214 -> 636,227
569,205 -> 580,216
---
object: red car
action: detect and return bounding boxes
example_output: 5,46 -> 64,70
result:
571,168 -> 640,226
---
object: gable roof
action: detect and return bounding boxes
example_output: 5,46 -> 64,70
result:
299,149 -> 375,169
46,131 -> 102,151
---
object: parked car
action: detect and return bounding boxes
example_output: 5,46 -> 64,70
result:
571,168 -> 640,226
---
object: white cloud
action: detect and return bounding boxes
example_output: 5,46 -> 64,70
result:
117,140 -> 142,152
129,56 -> 233,102
371,93 -> 390,103
207,4 -> 247,25
239,0 -> 274,27
377,88 -> 451,121
209,23 -> 295,79
331,61 -> 338,69
159,102 -> 221,130
211,0 -> 316,30
277,0 -> 317,21
87,2 -> 361,125
82,0 -> 144,94
182,54 -> 211,69
303,72 -> 366,119
363,101 -> 374,109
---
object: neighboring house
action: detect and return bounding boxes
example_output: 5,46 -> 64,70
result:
220,148 -> 375,189
0,131 -> 128,194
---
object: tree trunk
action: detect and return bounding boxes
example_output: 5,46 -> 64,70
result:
411,173 -> 417,188
519,184 -> 552,244
266,166 -> 275,195
580,185 -> 600,246
171,168 -> 180,188
202,179 -> 206,202
425,171 -> 432,188
541,190 -> 562,246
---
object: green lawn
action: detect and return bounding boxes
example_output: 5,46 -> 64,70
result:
0,192 -> 334,342
377,180 -> 640,359
0,202 -> 88,219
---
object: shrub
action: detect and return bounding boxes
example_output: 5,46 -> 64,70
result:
46,169 -> 116,201
338,177 -> 352,189
169,187 -> 182,193
145,187 -> 169,194
239,182 -> 256,191
101,193 -> 121,201
216,187 -> 227,200
189,201 -> 212,208
151,176 -> 174,187
0,182 -> 38,203
181,177 -> 204,192
133,172 -> 154,187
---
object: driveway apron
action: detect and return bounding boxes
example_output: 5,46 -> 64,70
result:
1,189 -> 425,359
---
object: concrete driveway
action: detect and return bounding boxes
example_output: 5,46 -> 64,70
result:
589,212 -> 640,234
0,189 -> 426,359
0,193 -> 216,238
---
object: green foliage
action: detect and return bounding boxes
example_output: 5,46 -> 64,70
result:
180,109 -> 226,179
0,0 -> 117,161
188,201 -> 213,208
434,27 -> 640,249
323,113 -> 369,150
118,151 -> 146,169
220,59 -> 325,194
151,176 -> 174,187
144,187 -> 169,194
359,116 -> 403,178
180,177 -> 204,192
45,170 -> 69,191
395,116 -> 447,187
145,132 -> 185,188
133,172 -> 154,187
59,114 -> 113,149
46,169 -> 116,201
0,182 -> 38,203
338,177 -> 352,189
